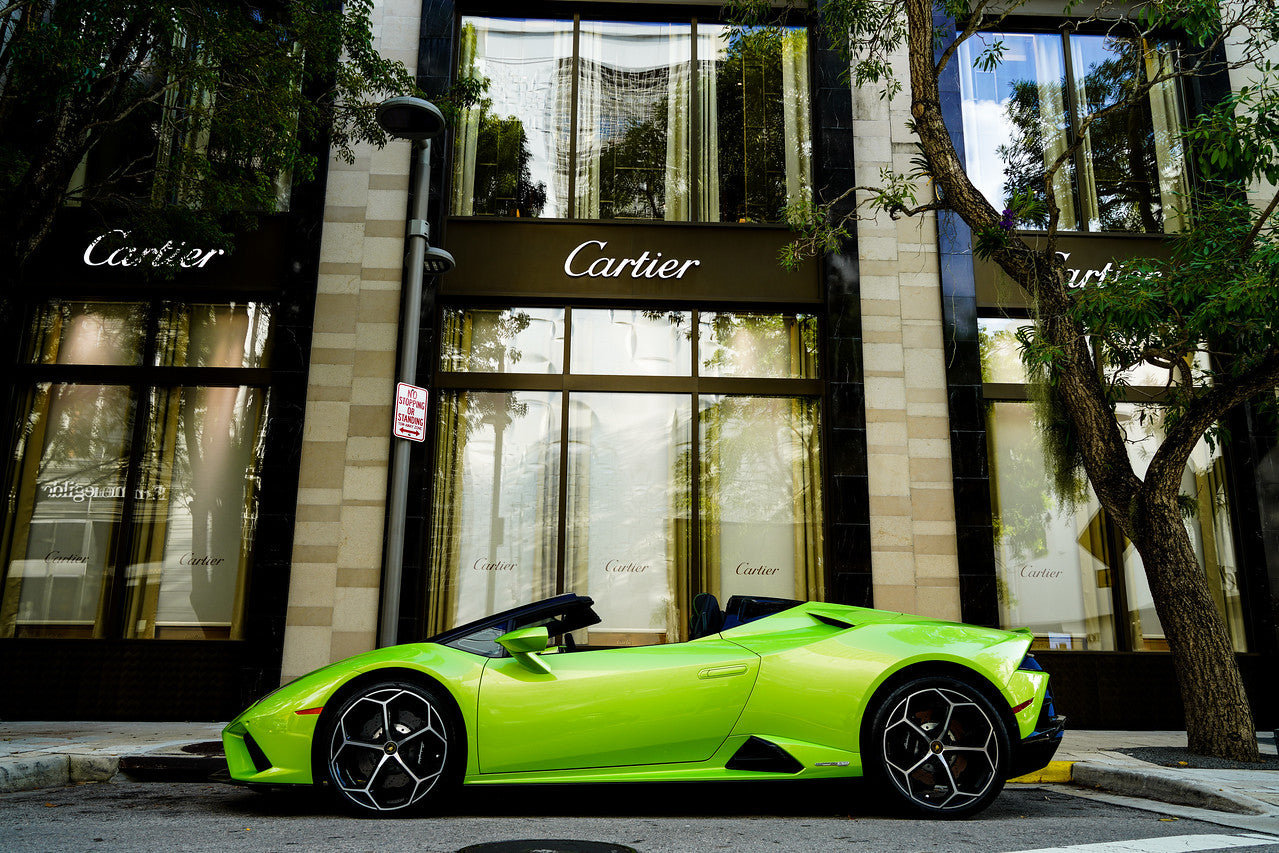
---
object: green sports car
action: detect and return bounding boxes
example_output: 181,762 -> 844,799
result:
222,593 -> 1064,818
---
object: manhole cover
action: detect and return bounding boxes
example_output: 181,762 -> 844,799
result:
180,741 -> 225,756
458,842 -> 637,853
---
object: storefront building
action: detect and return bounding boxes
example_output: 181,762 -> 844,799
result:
2,0 -> 1275,725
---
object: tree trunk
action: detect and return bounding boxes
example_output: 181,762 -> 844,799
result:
1128,492 -> 1260,760
898,0 -> 1261,759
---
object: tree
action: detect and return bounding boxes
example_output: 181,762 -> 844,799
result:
0,0 -> 418,298
728,0 -> 1279,760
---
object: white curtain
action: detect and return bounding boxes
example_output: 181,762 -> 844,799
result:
1036,36 -> 1081,229
1143,42 -> 1189,233
781,30 -> 812,210
697,37 -> 721,221
451,22 -> 480,216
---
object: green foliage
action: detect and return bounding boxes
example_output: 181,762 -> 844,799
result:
1071,188 -> 1279,411
0,0 -> 418,273
1188,75 -> 1279,186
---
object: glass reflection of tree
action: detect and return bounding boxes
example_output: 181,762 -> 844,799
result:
995,79 -> 1061,229
997,39 -> 1161,232
597,96 -> 669,219
716,28 -> 789,223
450,310 -> 534,442
700,313 -> 818,377
470,111 -> 548,218
1073,42 -> 1161,232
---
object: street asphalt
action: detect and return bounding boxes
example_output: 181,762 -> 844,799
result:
1,721 -> 1276,830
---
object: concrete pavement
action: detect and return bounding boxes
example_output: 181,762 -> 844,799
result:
1,721 -> 1276,825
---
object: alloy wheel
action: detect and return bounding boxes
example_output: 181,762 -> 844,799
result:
879,684 -> 1001,812
327,685 -> 450,812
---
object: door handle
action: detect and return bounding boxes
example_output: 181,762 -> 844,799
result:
698,664 -> 748,679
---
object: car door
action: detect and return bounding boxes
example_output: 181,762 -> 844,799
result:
477,638 -> 760,774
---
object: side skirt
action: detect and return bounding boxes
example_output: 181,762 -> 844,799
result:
462,736 -> 862,786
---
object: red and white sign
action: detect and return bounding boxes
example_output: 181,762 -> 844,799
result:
393,383 -> 428,442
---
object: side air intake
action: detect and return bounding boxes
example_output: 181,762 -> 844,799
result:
725,737 -> 803,774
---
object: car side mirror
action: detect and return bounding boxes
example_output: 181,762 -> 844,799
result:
496,626 -> 552,674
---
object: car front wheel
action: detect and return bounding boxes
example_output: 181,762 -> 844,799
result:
318,679 -> 458,814
865,675 -> 1010,818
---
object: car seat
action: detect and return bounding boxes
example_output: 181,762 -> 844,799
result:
688,592 -> 723,639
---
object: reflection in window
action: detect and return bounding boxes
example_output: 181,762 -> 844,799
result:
429,391 -> 563,630
987,402 -> 1117,650
699,396 -> 823,603
157,304 -> 274,368
577,21 -> 693,220
452,16 -> 811,223
430,306 -> 825,642
570,309 -> 691,376
1,301 -> 273,641
441,307 -> 565,374
122,387 -> 268,640
984,400 -> 1246,652
452,18 -> 572,217
699,313 -> 818,378
1114,406 -> 1246,652
958,32 -> 1187,233
1,384 -> 136,638
26,302 -> 148,366
565,393 -> 692,644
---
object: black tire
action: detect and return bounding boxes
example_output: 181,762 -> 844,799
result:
316,679 -> 460,814
863,675 -> 1010,818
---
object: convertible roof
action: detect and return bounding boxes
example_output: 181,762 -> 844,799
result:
425,593 -> 602,646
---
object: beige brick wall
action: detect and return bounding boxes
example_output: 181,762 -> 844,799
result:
851,53 -> 962,619
279,1 -> 420,683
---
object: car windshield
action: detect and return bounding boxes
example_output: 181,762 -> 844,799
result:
429,594 -> 602,658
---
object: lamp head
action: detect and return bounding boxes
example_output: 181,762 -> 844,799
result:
376,97 -> 446,141
423,246 -> 456,275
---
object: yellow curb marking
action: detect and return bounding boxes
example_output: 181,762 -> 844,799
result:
1009,760 -> 1075,784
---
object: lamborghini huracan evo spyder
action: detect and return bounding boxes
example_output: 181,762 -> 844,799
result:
223,594 -> 1065,817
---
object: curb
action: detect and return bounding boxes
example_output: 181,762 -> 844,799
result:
0,752 -> 220,794
1009,760 -> 1268,816
1070,762 -> 1268,816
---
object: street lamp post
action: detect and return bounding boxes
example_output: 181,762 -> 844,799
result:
376,97 -> 455,647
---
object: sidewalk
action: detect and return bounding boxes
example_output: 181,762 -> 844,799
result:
1010,729 -> 1279,828
1,721 -> 1276,824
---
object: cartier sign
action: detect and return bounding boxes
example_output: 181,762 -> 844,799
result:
83,229 -> 226,269
563,240 -> 702,280
443,220 -> 823,303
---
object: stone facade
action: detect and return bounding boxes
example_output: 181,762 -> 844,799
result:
278,0 -> 422,682
850,52 -> 961,620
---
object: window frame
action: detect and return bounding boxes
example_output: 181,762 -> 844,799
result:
1,298 -> 274,641
450,10 -> 814,223
427,302 -> 826,642
957,21 -> 1191,235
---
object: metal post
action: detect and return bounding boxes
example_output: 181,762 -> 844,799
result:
379,138 -> 432,647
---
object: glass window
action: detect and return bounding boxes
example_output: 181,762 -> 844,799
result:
452,17 -> 812,223
451,18 -> 574,217
699,312 -> 818,378
576,21 -> 694,220
699,395 -> 823,601
441,307 -> 566,374
569,309 -> 691,376
428,391 -> 563,630
958,32 -> 1187,233
1,301 -> 273,641
429,305 -> 824,642
565,393 -> 693,645
1114,405 -> 1246,652
981,383 -> 1247,652
986,401 -> 1118,650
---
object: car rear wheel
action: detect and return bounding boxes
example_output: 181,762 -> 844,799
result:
865,675 -> 1010,818
318,679 -> 459,814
